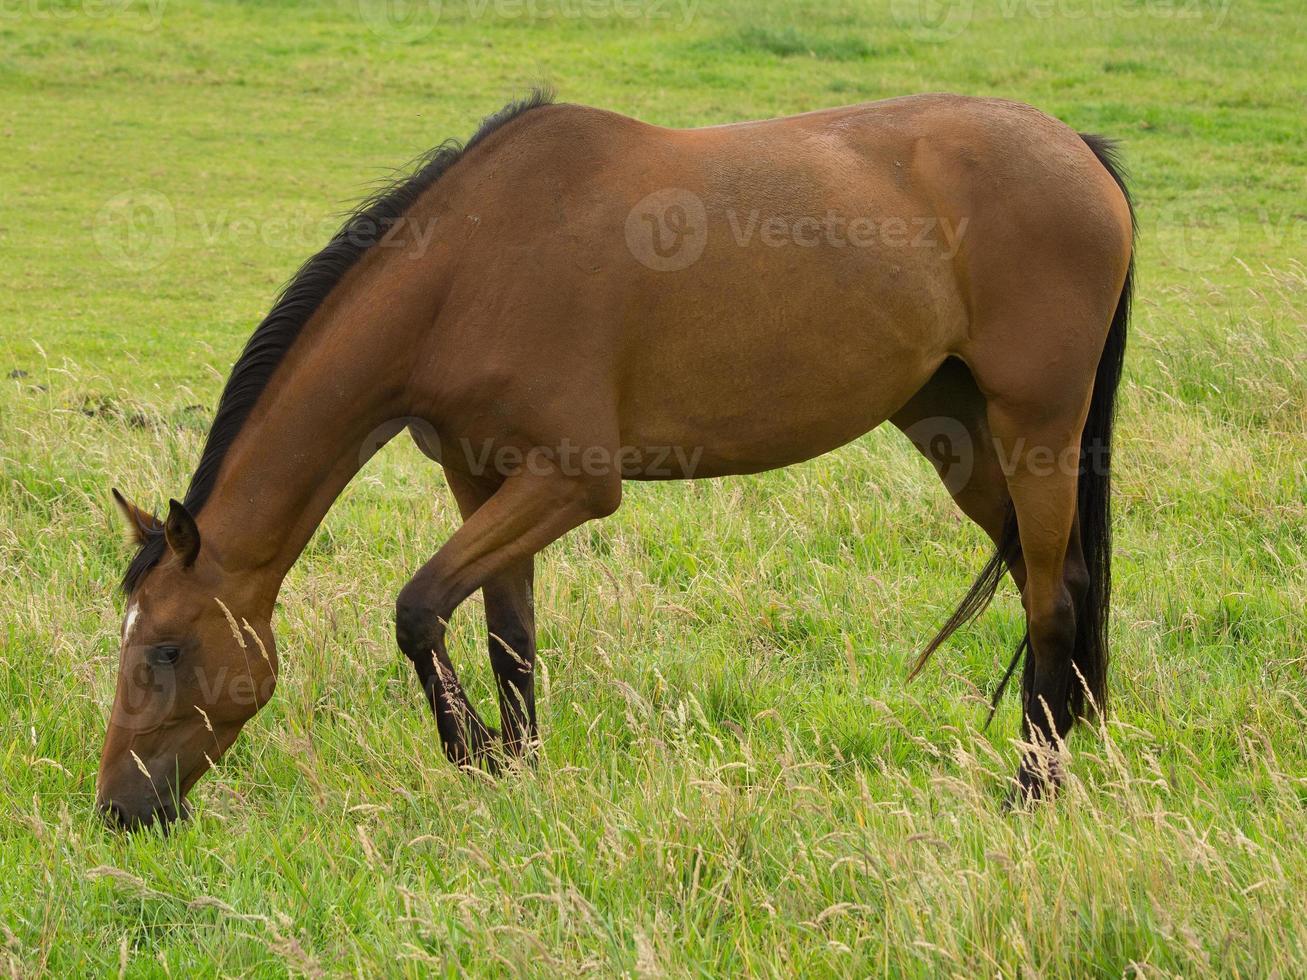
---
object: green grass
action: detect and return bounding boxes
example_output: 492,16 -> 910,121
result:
1,0 -> 1305,974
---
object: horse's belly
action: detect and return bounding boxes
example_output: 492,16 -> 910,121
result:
616,318 -> 944,479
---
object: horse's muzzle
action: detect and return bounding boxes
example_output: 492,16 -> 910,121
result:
97,795 -> 189,833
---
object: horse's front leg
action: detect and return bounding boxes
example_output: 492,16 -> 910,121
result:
396,469 -> 613,771
446,469 -> 539,760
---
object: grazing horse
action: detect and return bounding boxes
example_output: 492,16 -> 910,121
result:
98,90 -> 1133,830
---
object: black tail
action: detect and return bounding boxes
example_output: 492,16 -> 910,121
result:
910,132 -> 1134,726
1067,132 -> 1134,719
906,507 -> 1020,684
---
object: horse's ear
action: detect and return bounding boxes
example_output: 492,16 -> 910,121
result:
164,498 -> 201,567
111,488 -> 162,546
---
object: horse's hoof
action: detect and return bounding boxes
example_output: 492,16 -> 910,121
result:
1003,757 -> 1063,811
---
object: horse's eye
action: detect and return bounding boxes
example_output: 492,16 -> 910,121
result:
152,645 -> 182,666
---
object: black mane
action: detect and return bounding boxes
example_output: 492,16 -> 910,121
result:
123,88 -> 555,593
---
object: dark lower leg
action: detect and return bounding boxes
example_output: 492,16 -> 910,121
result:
484,561 -> 537,757
1017,583 -> 1078,799
397,615 -> 499,769
1022,515 -> 1091,763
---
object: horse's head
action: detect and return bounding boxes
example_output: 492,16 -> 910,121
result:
97,490 -> 277,831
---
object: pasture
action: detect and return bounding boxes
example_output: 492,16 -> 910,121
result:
0,0 -> 1304,974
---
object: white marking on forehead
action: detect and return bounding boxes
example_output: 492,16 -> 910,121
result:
123,601 -> 142,644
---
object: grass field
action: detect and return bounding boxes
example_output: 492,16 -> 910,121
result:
1,0 -> 1305,974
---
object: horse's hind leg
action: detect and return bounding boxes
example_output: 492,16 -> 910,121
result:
395,471 -> 616,770
983,389 -> 1093,801
445,470 -> 539,760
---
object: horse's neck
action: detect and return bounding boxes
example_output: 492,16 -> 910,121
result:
197,265 -> 436,591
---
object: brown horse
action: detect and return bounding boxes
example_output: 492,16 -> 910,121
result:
99,90 -> 1133,830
